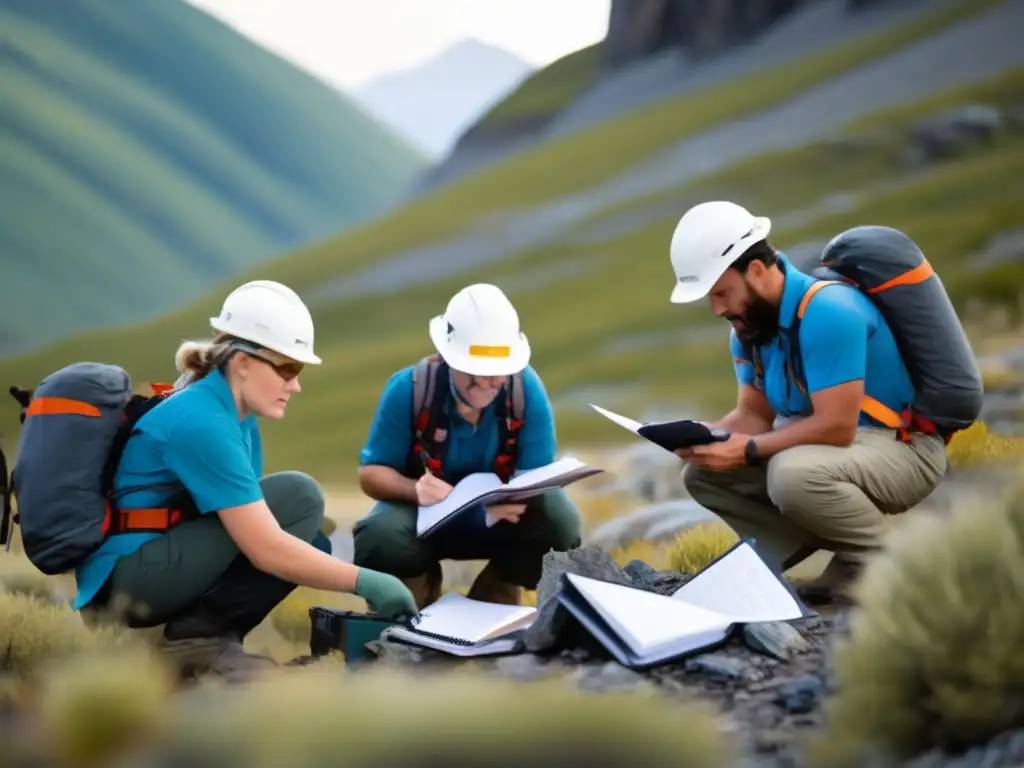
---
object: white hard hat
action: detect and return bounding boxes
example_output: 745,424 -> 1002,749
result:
428,283 -> 530,377
669,201 -> 772,304
209,280 -> 322,364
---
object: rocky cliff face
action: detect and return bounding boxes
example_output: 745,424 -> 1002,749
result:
603,0 -> 803,69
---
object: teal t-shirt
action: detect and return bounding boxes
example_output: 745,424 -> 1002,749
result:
73,369 -> 264,610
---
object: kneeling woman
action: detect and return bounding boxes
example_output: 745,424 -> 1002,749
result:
76,280 -> 417,675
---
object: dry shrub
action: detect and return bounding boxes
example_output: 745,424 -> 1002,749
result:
134,666 -> 733,767
30,649 -> 175,767
668,522 -> 740,574
0,550 -> 73,605
609,538 -> 673,570
947,421 -> 1024,469
0,590 -> 138,679
806,478 -> 1024,766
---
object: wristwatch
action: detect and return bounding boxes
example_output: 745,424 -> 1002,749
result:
744,437 -> 760,467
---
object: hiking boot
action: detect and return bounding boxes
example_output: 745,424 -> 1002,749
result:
466,562 -> 521,605
156,634 -> 278,685
401,563 -> 443,610
794,552 -> 872,606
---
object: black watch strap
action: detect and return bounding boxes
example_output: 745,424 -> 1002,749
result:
744,437 -> 760,467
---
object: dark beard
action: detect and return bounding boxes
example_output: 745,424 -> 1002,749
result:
728,292 -> 780,348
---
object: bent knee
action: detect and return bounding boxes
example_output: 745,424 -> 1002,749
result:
766,449 -> 822,513
682,462 -> 719,504
535,490 -> 582,550
261,470 -> 325,541
352,503 -> 429,577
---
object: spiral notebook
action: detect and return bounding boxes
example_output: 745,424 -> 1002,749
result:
385,591 -> 536,657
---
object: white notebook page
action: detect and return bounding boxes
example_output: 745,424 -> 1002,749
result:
566,574 -> 732,656
671,542 -> 804,623
508,456 -> 588,489
416,473 -> 501,535
413,592 -> 536,643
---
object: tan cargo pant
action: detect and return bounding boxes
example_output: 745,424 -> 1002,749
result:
682,427 -> 949,571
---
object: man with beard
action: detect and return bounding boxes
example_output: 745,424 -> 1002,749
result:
352,283 -> 582,610
666,201 -> 948,605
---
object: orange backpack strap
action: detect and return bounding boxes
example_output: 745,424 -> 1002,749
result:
795,280 -> 911,440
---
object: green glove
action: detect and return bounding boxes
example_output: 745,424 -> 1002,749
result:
354,568 -> 419,620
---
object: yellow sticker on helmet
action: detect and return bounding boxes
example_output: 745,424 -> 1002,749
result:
468,345 -> 511,358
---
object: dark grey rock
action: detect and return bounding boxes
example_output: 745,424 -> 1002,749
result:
493,654 -> 562,682
522,597 -> 573,653
570,661 -> 653,694
743,621 -> 810,661
629,567 -> 694,596
534,546 -> 633,606
524,546 -> 633,654
773,674 -> 825,715
622,558 -> 657,582
685,653 -> 750,680
906,726 -> 1024,768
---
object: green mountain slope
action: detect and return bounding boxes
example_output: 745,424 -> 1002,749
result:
0,0 -> 427,355
2,65 -> 1020,482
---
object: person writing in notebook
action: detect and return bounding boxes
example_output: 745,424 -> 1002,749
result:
352,283 -> 583,610
664,201 -> 948,605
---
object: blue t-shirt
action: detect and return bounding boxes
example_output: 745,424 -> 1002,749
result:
730,254 -> 915,424
361,364 -> 557,479
360,364 -> 558,528
73,369 -> 265,610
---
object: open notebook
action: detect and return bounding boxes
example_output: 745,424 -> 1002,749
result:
557,539 -> 815,669
416,456 -> 603,538
386,592 -> 537,657
589,404 -> 731,454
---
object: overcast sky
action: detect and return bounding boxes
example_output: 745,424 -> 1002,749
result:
184,0 -> 611,90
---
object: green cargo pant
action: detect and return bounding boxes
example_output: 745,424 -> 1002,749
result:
682,427 -> 949,571
90,471 -> 331,639
351,488 -> 582,590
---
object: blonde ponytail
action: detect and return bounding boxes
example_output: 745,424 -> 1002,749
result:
172,334 -> 235,387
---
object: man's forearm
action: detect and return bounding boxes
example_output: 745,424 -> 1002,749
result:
714,408 -> 773,436
358,465 -> 419,504
752,414 -> 856,459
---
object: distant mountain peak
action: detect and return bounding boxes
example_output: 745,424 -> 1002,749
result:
354,39 -> 535,158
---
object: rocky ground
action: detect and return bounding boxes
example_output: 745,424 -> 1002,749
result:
357,544 -> 1024,768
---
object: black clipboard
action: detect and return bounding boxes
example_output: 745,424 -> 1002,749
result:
589,403 -> 731,453
637,419 -> 731,452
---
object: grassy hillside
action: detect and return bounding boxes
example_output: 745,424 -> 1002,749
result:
1,67 -> 1020,484
474,44 -> 601,128
146,0 -> 1000,300
0,0 -> 427,355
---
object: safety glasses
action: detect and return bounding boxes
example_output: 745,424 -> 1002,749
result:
229,341 -> 304,382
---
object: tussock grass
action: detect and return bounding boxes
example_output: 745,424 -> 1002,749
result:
0,590 -> 136,679
947,421 -> 1024,469
0,550 -> 72,605
668,523 -> 741,574
126,667 -> 730,767
806,477 -> 1024,766
32,649 -> 175,767
610,538 -> 673,571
